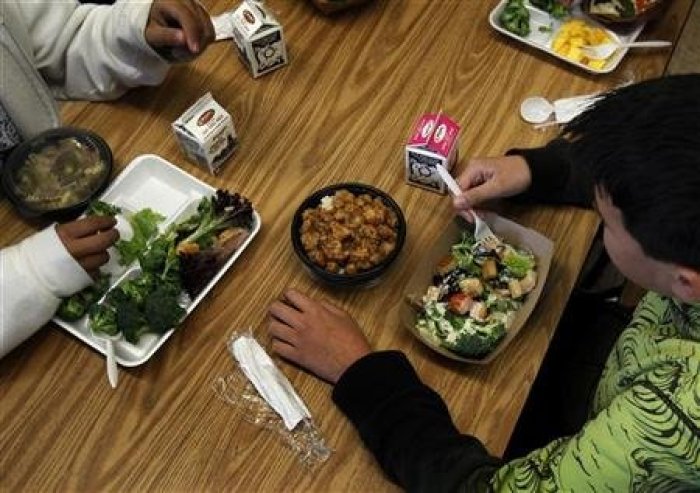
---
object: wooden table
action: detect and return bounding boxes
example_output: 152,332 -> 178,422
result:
0,1 -> 692,490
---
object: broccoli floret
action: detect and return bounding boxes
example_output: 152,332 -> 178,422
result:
56,273 -> 112,321
115,298 -> 148,344
85,273 -> 112,303
143,285 -> 186,333
56,296 -> 87,321
117,275 -> 155,306
442,323 -> 506,359
499,0 -> 530,37
98,275 -> 183,344
502,248 -> 536,279
89,304 -> 118,336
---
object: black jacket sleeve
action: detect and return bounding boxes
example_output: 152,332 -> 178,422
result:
509,138 -> 594,208
332,351 -> 502,492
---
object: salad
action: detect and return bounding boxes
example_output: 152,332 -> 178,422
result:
56,190 -> 254,344
414,232 -> 537,359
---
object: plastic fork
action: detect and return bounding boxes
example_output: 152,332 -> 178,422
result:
434,165 -> 499,245
581,40 -> 672,61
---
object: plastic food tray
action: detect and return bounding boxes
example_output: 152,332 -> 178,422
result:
489,0 -> 644,74
52,154 -> 261,367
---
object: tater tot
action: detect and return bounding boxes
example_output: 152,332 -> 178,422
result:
359,224 -> 379,240
300,189 -> 399,274
379,241 -> 395,256
377,224 -> 396,240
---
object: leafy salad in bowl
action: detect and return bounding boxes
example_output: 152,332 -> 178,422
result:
413,232 -> 538,360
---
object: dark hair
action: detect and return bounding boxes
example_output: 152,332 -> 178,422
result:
563,74 -> 700,270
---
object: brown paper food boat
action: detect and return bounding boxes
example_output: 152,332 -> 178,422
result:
400,213 -> 554,364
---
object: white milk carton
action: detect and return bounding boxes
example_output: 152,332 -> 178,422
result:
172,93 -> 238,174
405,113 -> 460,194
230,0 -> 288,78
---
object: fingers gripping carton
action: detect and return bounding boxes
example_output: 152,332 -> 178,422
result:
230,0 -> 288,78
172,93 -> 238,174
405,113 -> 460,194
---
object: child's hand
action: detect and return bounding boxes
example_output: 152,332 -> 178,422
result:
268,289 -> 372,384
453,155 -> 532,216
146,0 -> 215,59
56,216 -> 119,276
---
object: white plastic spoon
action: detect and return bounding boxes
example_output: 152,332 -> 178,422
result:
520,97 -> 555,124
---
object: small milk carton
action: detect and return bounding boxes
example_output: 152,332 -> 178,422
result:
172,93 -> 238,174
230,0 -> 288,78
405,113 -> 460,194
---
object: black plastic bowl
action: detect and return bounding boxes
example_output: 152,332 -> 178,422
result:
291,183 -> 407,287
2,127 -> 113,222
582,0 -> 668,29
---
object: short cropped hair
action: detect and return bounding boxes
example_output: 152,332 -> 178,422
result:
564,74 -> 700,270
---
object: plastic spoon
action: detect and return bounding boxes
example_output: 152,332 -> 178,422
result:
581,40 -> 672,60
519,97 -> 554,124
92,329 -> 120,388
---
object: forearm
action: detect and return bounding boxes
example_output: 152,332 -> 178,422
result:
14,0 -> 168,100
510,138 -> 594,208
333,351 -> 502,492
0,228 -> 91,358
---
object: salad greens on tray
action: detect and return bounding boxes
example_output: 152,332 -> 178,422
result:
56,190 -> 254,344
413,232 -> 538,359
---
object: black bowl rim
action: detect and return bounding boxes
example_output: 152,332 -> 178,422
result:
2,127 -> 113,220
291,182 -> 407,284
581,0 -> 667,27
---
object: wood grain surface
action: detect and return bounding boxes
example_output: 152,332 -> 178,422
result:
0,1 -> 693,491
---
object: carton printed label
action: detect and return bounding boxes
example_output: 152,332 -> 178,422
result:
408,114 -> 435,147
406,150 -> 444,192
232,2 -> 264,38
407,113 -> 460,158
427,115 -> 459,158
405,112 -> 460,194
230,0 -> 288,78
253,31 -> 285,73
172,92 -> 237,174
198,109 -> 215,126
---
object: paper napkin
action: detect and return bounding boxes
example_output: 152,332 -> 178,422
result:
230,333 -> 311,431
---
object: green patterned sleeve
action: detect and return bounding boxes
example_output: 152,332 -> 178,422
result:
491,382 -> 700,492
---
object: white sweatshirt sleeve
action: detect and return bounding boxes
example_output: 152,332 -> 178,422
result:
11,0 -> 169,100
0,227 -> 92,359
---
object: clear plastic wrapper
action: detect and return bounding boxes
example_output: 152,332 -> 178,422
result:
213,330 -> 331,468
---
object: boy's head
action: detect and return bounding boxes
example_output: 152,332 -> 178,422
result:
565,74 -> 700,301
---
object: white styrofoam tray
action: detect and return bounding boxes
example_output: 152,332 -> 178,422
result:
489,0 -> 644,74
52,154 -> 261,367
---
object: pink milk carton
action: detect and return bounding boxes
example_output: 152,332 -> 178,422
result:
405,113 -> 460,194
